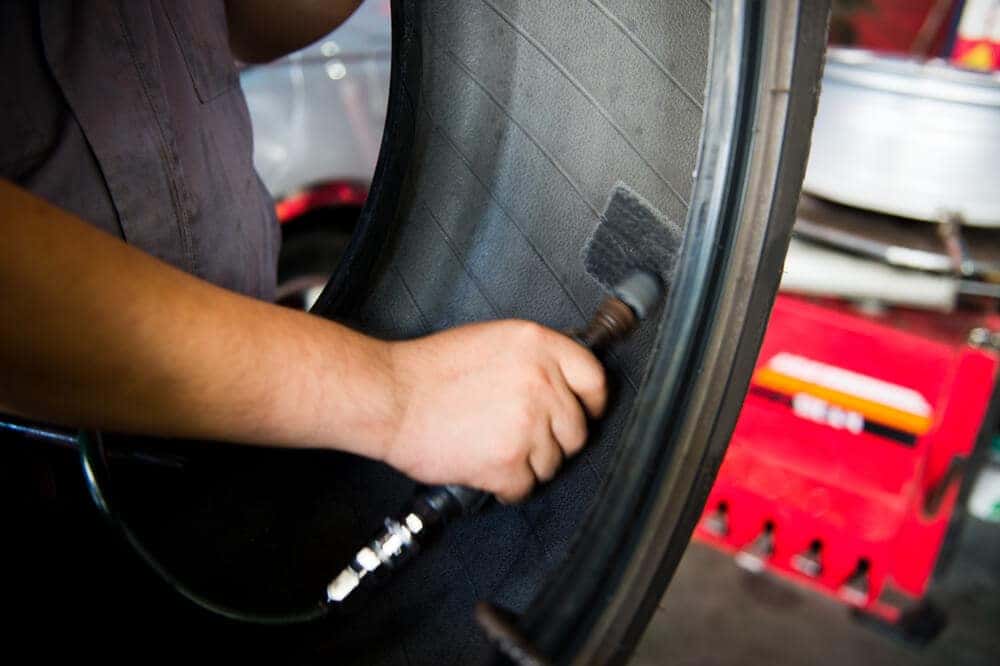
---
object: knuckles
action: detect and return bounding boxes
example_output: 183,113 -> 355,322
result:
509,320 -> 549,347
534,459 -> 558,482
520,366 -> 553,396
576,359 -> 608,403
497,473 -> 534,503
495,437 -> 529,468
565,420 -> 588,454
588,368 -> 608,400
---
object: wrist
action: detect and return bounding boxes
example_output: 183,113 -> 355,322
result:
261,313 -> 406,463
323,329 -> 409,465
376,338 -> 414,467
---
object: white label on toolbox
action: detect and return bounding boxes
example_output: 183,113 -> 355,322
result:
792,393 -> 864,434
770,353 -> 931,417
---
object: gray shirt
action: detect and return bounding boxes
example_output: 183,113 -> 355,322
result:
1,0 -> 280,300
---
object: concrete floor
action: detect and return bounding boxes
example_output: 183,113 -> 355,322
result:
632,519 -> 1000,666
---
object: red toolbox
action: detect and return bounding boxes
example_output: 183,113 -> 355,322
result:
695,294 -> 999,623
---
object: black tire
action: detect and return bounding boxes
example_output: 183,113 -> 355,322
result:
84,1 -> 828,664
314,1 -> 829,663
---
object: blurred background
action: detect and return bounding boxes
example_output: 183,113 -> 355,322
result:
638,1 -> 1000,663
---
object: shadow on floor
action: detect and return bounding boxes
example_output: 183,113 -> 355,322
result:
633,519 -> 1000,666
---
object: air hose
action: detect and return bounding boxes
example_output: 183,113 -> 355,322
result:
78,430 -> 332,625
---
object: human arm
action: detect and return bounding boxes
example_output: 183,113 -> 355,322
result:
0,180 -> 606,502
225,0 -> 366,64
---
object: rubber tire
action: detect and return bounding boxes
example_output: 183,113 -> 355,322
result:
81,1 -> 827,662
312,1 -> 829,664
518,6 -> 831,663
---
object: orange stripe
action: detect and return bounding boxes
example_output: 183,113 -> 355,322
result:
753,368 -> 932,436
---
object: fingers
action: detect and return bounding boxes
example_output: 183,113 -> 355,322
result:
467,321 -> 608,504
495,464 -> 536,504
551,335 -> 608,419
519,367 -> 588,499
528,427 -> 564,482
499,330 -> 602,502
547,366 -> 589,457
506,406 -> 563,502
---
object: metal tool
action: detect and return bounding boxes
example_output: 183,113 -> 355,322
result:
326,270 -> 663,605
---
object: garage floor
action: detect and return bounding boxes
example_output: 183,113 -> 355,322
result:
633,516 -> 1000,666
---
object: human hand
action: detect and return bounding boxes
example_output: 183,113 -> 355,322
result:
383,320 -> 607,503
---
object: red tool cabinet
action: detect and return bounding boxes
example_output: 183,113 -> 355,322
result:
695,295 -> 998,623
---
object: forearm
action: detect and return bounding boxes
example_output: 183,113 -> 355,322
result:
0,180 -> 397,458
225,0 -> 365,63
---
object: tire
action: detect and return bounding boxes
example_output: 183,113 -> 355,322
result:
85,1 -> 828,663
314,1 -> 829,663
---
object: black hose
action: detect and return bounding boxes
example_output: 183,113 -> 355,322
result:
78,430 -> 330,625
